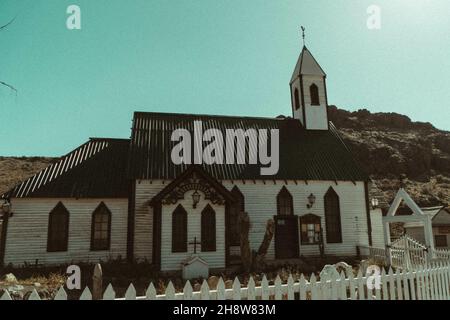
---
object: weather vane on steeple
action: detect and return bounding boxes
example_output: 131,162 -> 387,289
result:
301,26 -> 306,47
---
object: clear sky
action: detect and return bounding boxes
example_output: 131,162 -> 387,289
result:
0,0 -> 449,156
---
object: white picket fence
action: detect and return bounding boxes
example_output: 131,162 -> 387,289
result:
2,262 -> 450,300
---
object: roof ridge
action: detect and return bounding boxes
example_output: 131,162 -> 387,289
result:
133,111 -> 286,121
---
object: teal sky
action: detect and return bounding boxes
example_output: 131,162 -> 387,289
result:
1,0 -> 449,156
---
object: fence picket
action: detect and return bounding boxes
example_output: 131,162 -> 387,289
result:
388,268 -> 396,300
402,271 -> 410,300
310,274 -> 318,300
54,287 -> 67,300
299,274 -> 307,300
103,284 -> 115,300
338,271 -> 347,300
395,269 -> 403,300
247,277 -> 256,300
165,281 -> 176,300
217,278 -> 226,300
146,283 -> 157,300
261,275 -> 269,300
429,264 -> 436,300
356,270 -> 365,300
348,271 -> 356,300
330,272 -> 338,300
125,283 -> 137,300
274,276 -> 282,300
1,290 -> 12,300
381,268 -> 388,300
28,289 -> 41,300
201,280 -> 210,300
424,265 -> 431,300
79,287 -> 92,300
183,281 -> 193,300
232,277 -> 241,300
287,275 -> 295,300
442,263 -> 450,299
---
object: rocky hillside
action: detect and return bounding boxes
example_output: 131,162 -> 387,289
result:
328,106 -> 450,208
1,107 -> 449,208
0,157 -> 56,195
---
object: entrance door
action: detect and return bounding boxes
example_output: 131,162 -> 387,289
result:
275,216 -> 299,259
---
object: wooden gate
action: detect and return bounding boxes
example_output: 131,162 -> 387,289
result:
390,235 -> 427,270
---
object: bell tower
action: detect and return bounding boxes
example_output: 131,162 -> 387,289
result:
290,40 -> 329,130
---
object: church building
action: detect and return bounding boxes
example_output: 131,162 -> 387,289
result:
0,45 -> 374,271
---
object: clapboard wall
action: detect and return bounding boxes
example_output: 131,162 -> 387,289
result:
134,179 -> 370,267
3,198 -> 128,266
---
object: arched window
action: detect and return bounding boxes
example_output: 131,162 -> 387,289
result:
201,205 -> 216,252
230,186 -> 244,246
294,88 -> 300,110
300,214 -> 321,244
310,84 -> 320,106
277,186 -> 293,216
172,205 -> 187,253
47,202 -> 69,252
91,202 -> 111,251
324,187 -> 342,243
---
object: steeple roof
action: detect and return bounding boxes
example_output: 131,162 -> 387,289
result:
290,46 -> 326,84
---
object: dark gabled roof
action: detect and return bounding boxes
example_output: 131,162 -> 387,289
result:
3,138 -> 130,199
128,112 -> 369,182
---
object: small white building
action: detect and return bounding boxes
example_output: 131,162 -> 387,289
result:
404,206 -> 450,249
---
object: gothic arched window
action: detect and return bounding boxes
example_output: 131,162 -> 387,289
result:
91,202 -> 112,251
201,205 -> 216,252
277,186 -> 294,216
294,88 -> 300,110
324,187 -> 342,243
230,186 -> 244,246
47,202 -> 70,252
172,205 -> 187,253
310,84 -> 320,106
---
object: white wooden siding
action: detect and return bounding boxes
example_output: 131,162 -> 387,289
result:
160,190 -> 225,271
370,208 -> 385,248
134,179 -> 369,270
4,198 -> 128,266
302,75 -> 328,130
222,180 -> 368,259
134,180 -> 167,263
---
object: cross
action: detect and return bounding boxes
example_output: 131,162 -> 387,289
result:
301,26 -> 306,47
189,237 -> 200,254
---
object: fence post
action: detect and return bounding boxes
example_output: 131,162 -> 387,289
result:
92,263 -> 103,300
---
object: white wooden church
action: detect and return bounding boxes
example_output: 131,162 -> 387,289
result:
0,45 -> 378,272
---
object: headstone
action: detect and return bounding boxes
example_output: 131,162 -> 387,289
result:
207,276 -> 219,290
182,255 -> 209,280
4,273 -> 17,283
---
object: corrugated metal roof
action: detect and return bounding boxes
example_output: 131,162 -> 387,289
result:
3,138 -> 130,199
128,112 -> 369,182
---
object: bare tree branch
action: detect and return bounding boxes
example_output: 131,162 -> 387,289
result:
1,15 -> 18,93
0,80 -> 17,93
0,16 -> 16,31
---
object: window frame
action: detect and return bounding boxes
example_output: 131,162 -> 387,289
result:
435,235 -> 448,247
310,83 -> 320,106
277,186 -> 294,216
47,202 -> 70,252
201,204 -> 216,252
172,204 -> 188,253
90,202 -> 112,251
294,88 -> 300,110
324,187 -> 343,244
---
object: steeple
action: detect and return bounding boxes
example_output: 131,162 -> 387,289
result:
289,45 -> 329,130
